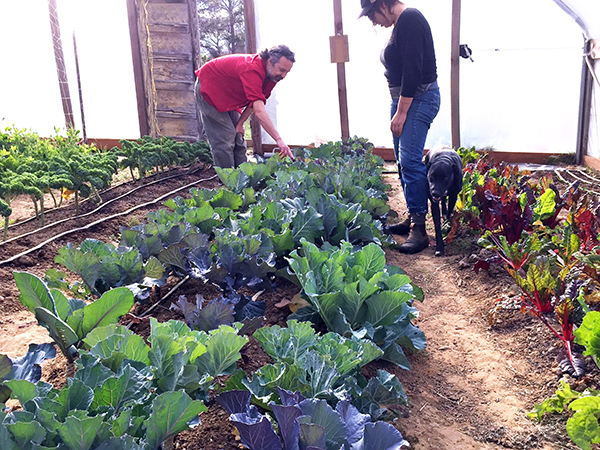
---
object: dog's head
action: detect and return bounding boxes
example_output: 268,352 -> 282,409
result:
424,146 -> 461,202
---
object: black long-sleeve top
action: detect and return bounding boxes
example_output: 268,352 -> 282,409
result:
381,8 -> 437,98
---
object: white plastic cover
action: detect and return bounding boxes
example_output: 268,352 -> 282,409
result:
0,0 -> 597,158
255,0 -> 591,154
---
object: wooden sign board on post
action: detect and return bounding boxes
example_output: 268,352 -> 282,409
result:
330,35 -> 349,64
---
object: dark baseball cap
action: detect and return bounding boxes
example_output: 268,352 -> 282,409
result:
358,0 -> 378,18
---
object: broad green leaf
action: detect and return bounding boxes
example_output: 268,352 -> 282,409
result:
253,321 -> 317,363
84,324 -> 150,367
4,380 -> 37,405
67,378 -> 94,411
57,412 -> 103,450
143,256 -> 165,280
49,288 -> 71,321
568,396 -> 600,450
575,311 -> 600,359
34,307 -> 79,357
13,271 -> 56,316
5,419 -> 46,448
291,207 -> 323,245
365,291 -> 414,327
354,243 -> 386,280
0,415 -> 19,449
144,391 -> 207,449
0,354 -> 12,379
91,364 -> 151,415
67,288 -> 134,340
54,246 -> 100,294
149,335 -> 185,393
195,328 -> 248,377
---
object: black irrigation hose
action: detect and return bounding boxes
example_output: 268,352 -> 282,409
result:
6,163 -> 201,230
1,165 -> 207,246
0,174 -> 218,266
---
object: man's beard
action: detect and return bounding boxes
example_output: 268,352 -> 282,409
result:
267,73 -> 283,82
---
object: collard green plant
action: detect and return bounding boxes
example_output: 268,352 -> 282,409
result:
55,238 -> 166,299
287,240 -> 425,370
83,319 -> 248,399
225,320 -> 407,419
13,271 -> 134,363
0,367 -> 206,450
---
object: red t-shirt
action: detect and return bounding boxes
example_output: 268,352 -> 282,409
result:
195,54 -> 277,113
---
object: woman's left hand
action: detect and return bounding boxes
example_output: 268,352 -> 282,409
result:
391,112 -> 407,137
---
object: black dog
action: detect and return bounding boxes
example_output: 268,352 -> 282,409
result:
424,147 -> 463,256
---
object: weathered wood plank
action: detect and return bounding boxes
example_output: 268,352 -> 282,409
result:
149,32 -> 192,55
157,116 -> 200,138
148,2 -> 188,23
154,80 -> 194,91
149,23 -> 189,33
152,59 -> 194,82
155,89 -> 196,114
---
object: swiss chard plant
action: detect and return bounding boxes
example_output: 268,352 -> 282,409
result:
287,240 -> 425,370
216,388 -> 409,450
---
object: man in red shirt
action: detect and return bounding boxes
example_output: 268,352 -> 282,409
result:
195,45 -> 295,168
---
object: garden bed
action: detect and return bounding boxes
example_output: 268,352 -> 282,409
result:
0,156 -> 597,450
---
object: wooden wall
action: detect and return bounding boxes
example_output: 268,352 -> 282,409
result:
129,0 -> 202,141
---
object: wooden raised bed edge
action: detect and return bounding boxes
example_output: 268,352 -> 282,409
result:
88,138 -> 594,168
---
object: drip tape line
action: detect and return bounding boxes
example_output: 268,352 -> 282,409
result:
0,174 -> 218,266
2,165 -> 206,245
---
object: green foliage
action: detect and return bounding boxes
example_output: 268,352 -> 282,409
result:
287,240 -> 424,369
116,136 -> 212,181
54,238 -> 166,299
197,0 -> 245,60
529,380 -> 583,421
226,320 -> 406,419
575,311 -> 600,361
530,380 -> 600,450
13,271 -> 134,362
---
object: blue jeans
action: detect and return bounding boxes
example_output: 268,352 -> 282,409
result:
391,84 -> 441,218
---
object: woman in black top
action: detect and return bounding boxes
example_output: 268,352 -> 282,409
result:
359,0 -> 440,254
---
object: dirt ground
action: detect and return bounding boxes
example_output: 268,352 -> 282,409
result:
0,161 -> 594,450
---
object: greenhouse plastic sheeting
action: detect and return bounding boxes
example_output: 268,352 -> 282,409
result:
254,0 -> 598,156
0,0 -> 139,139
0,0 -> 597,158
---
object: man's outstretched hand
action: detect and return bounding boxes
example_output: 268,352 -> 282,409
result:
276,138 -> 295,160
278,145 -> 295,160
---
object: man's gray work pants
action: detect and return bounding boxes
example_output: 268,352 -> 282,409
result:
195,80 -> 247,168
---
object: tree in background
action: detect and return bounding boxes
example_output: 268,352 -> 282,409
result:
197,0 -> 245,61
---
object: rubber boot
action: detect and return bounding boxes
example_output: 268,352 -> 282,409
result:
399,223 -> 429,254
385,216 -> 411,235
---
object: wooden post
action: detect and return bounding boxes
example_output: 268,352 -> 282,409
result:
126,0 -> 150,137
72,32 -> 87,143
332,0 -> 350,140
243,0 -> 263,155
47,0 -> 75,130
450,0 -> 461,149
